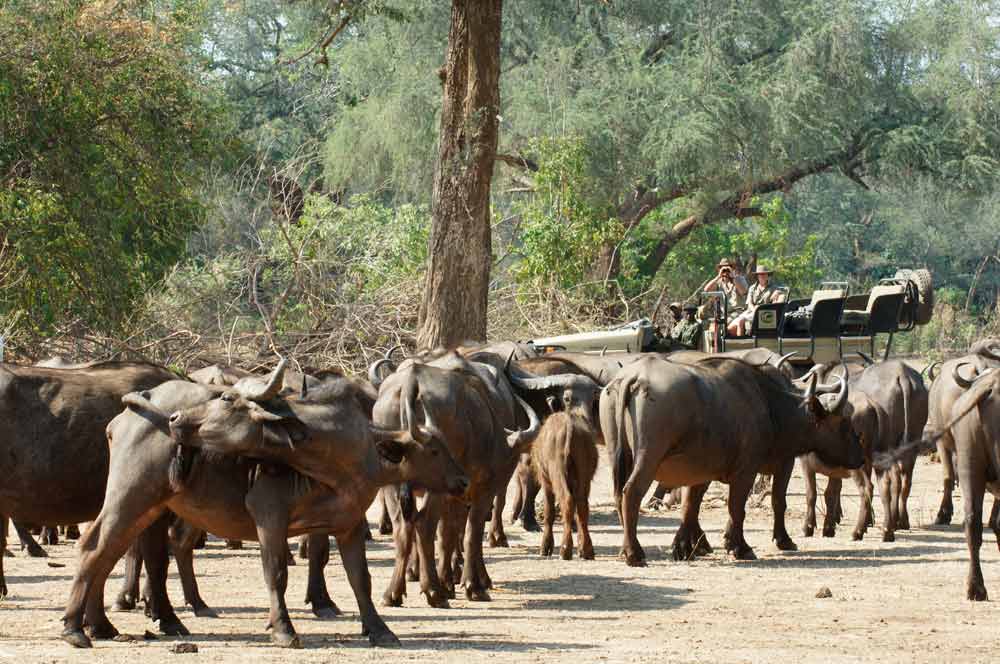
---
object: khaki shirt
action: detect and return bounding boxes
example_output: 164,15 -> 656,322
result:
747,282 -> 780,308
718,276 -> 748,315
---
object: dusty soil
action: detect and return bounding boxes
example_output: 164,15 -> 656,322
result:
2,455 -> 998,664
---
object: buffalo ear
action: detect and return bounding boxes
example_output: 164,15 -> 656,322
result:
259,415 -> 307,448
377,439 -> 411,464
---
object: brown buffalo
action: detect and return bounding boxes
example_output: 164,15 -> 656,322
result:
0,361 -> 179,599
602,356 -> 862,565
63,364 -> 467,649
531,410 -> 599,560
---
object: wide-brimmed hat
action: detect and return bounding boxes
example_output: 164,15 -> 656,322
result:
753,264 -> 775,275
717,258 -> 735,268
682,303 -> 698,312
668,301 -> 682,311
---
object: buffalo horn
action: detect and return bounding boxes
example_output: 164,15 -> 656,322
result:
775,352 -> 797,369
386,344 -> 403,361
827,375 -> 848,415
237,357 -> 288,402
922,361 -> 942,382
505,394 -> 541,448
803,372 -> 818,403
301,374 -> 308,399
367,358 -> 396,388
505,348 -> 516,373
600,346 -> 608,357
507,372 -> 598,395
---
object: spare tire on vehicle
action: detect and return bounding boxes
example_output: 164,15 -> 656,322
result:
894,268 -> 934,326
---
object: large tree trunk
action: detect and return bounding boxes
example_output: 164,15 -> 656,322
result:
417,0 -> 503,350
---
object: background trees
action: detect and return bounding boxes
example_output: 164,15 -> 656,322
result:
1,0 -> 998,361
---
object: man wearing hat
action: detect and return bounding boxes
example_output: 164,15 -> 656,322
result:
670,303 -> 703,350
728,262 -> 784,336
705,257 -> 748,318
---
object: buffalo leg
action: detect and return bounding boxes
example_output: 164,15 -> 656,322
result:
414,499 -> 448,608
488,490 -> 509,548
405,543 -> 419,582
297,533 -> 309,559
13,521 -> 47,558
461,496 -> 492,601
169,520 -> 215,618
382,489 -> 414,607
959,461 -> 988,601
248,514 -> 299,647
437,499 -> 464,595
771,458 -> 796,551
822,478 -> 842,537
877,467 -> 900,542
378,492 -> 393,535
620,452 -> 658,566
337,519 -> 400,647
897,452 -> 917,530
802,465 -> 818,537
990,497 -> 1000,553
672,484 -> 711,561
576,487 -> 595,560
539,483 -> 555,557
0,516 -> 6,599
138,514 -> 188,636
935,438 -> 955,525
62,499 -> 168,648
851,468 -> 874,541
41,525 -> 58,546
519,465 -> 541,532
723,475 -> 756,560
303,533 -> 340,618
113,541 -> 142,611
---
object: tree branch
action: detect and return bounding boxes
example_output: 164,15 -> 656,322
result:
284,15 -> 352,66
495,152 -> 539,171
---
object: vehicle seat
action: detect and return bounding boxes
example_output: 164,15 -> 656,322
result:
841,284 -> 905,333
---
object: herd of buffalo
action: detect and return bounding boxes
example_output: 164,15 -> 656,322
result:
1,339 -> 999,649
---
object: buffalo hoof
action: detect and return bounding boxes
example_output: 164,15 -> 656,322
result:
381,593 -> 403,608
61,628 -> 93,649
802,524 -> 815,538
368,629 -> 402,648
2,548 -> 13,558
560,545 -> 573,561
581,545 -> 595,560
489,532 -> 509,548
192,604 -> 219,619
625,550 -> 648,567
882,531 -> 895,543
158,619 -> 190,637
898,514 -> 911,530
66,524 -> 81,540
378,520 -> 393,536
113,595 -> 137,612
730,545 -> 757,561
85,620 -> 119,641
822,526 -> 836,538
774,535 -> 797,552
465,586 -> 491,602
540,538 -> 554,557
444,584 -> 457,600
0,581 -> 6,599
225,539 -> 243,550
25,542 -> 48,558
271,631 -> 302,649
425,590 -> 451,609
934,509 -> 952,526
851,530 -> 865,542
967,583 -> 989,602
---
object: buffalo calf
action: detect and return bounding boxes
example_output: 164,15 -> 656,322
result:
531,411 -> 598,560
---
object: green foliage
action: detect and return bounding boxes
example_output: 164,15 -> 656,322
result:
0,0 -> 232,337
511,137 -> 621,288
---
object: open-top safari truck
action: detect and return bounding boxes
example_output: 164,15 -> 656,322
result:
529,269 -> 934,368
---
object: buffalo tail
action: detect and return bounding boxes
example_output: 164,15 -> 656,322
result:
612,375 -> 638,497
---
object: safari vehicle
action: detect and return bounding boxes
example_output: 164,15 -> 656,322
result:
529,269 -> 934,367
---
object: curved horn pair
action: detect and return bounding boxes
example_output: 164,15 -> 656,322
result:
803,372 -> 848,415
775,352 -> 797,369
507,371 -> 600,396
235,357 -> 288,402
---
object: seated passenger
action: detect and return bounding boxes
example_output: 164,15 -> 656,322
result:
670,304 -> 703,350
705,258 -> 748,322
728,263 -> 785,337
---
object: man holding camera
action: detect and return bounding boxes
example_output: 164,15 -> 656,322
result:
705,257 -> 748,321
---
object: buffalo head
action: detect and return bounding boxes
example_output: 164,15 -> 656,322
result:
800,372 -> 865,470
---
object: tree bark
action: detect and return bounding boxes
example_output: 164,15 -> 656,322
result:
417,0 -> 503,350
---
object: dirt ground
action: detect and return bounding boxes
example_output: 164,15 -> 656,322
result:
1,454 -> 998,664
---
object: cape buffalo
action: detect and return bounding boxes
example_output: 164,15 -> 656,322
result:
63,363 -> 467,649
602,356 -> 863,565
0,361 -> 179,599
375,352 -> 540,606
